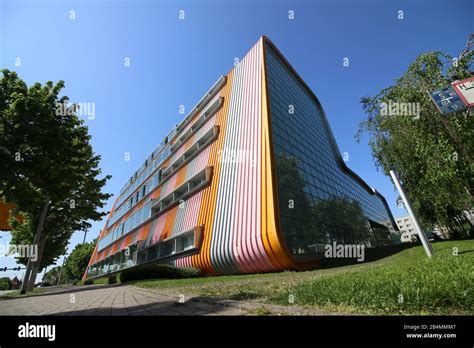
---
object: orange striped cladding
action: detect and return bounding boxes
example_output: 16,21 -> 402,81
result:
191,71 -> 234,274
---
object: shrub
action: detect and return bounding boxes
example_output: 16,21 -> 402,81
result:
108,275 -> 117,284
179,267 -> 201,278
0,277 -> 12,290
83,279 -> 94,285
119,263 -> 199,283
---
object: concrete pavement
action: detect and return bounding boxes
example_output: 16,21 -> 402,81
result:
0,283 -> 339,316
0,284 -> 247,316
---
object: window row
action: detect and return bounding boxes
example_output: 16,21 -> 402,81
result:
174,75 -> 227,134
112,99 -> 223,219
152,167 -> 212,214
101,167 -> 213,253
144,226 -> 204,263
117,76 -> 226,201
87,244 -> 139,278
108,124 -> 218,234
98,200 -> 152,252
108,170 -> 163,227
115,146 -> 172,209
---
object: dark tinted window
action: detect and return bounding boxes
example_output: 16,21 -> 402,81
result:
265,43 -> 397,260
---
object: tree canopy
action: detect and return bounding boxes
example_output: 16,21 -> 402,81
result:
42,266 -> 61,286
356,45 -> 473,238
0,69 -> 111,271
62,238 -> 97,282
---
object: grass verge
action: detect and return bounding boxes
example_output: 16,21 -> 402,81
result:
75,277 -> 109,286
271,240 -> 474,314
2,288 -> 46,298
133,240 -> 473,314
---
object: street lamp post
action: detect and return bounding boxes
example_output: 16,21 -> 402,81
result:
390,170 -> 434,258
57,255 -> 67,286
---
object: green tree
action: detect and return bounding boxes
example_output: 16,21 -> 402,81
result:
62,239 -> 97,282
275,153 -> 314,255
43,266 -> 61,286
312,198 -> 377,246
356,42 -> 473,238
0,277 -> 12,290
0,69 -> 111,288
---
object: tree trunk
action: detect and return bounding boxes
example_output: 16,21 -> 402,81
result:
20,197 -> 49,294
26,233 -> 48,291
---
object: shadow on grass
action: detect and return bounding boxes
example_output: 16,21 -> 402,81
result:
317,242 -> 418,270
458,249 -> 474,255
228,290 -> 261,301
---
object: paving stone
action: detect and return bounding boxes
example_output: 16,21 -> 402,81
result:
0,284 -> 252,316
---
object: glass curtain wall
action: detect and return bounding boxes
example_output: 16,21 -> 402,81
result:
265,43 -> 397,260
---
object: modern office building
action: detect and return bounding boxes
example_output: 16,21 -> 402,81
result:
84,37 -> 400,280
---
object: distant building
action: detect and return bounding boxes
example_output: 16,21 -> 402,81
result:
396,215 -> 438,242
464,208 -> 474,225
396,215 -> 417,243
432,225 -> 449,240
432,209 -> 473,239
10,276 -> 21,290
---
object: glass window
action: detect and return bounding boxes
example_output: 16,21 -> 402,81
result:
265,42 -> 397,260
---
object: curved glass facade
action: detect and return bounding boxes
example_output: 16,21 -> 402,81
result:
265,43 -> 399,260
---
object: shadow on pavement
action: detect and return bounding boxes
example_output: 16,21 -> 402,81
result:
49,296 -> 235,316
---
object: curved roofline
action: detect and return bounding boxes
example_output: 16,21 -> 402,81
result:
261,36 -> 399,231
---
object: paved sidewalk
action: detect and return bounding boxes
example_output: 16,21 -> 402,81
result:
0,290 -> 16,297
0,284 -> 246,316
0,284 -> 342,316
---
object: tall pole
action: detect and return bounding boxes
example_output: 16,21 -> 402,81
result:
390,170 -> 433,258
42,265 -> 48,284
20,197 -> 50,294
57,255 -> 67,287
82,230 -> 87,244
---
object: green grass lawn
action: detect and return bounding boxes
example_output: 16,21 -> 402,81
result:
132,240 -> 474,315
273,240 -> 474,314
75,277 -> 110,286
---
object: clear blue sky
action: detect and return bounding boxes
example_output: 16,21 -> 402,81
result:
1,0 -> 472,280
